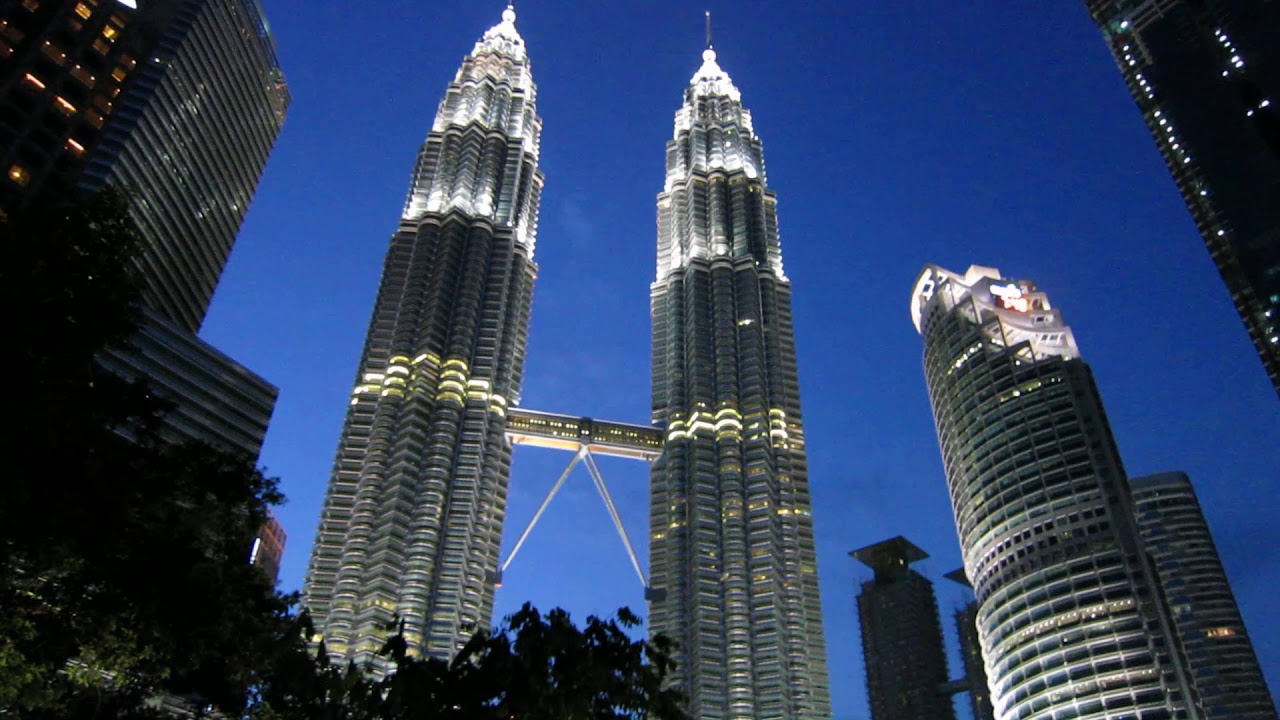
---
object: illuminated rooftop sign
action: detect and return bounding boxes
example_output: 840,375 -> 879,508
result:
990,282 -> 1030,313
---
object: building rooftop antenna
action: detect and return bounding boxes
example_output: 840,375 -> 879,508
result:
706,10 -> 713,49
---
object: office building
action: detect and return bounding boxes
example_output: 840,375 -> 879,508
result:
1084,0 -> 1280,395
1,0 -> 289,461
2,0 -> 289,332
251,511 -> 287,584
944,569 -> 996,720
851,537 -> 955,720
910,264 -> 1195,719
647,40 -> 831,718
1131,472 -> 1278,719
303,6 -> 544,667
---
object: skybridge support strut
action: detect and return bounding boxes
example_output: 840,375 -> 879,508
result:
582,450 -> 647,588
500,446 -> 585,576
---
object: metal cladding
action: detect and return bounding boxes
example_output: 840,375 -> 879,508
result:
1085,0 -> 1280,396
1131,472 -> 1279,719
303,7 -> 542,668
81,0 -> 290,333
648,47 -> 832,719
911,265 -> 1197,720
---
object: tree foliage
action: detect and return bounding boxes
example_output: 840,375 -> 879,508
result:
0,190 -> 293,717
250,605 -> 688,720
0,190 -> 686,719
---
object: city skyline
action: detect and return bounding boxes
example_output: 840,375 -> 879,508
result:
198,2 -> 1280,718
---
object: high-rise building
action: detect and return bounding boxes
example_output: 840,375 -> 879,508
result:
1,0 -> 289,460
647,41 -> 831,719
303,6 -> 543,667
1130,471 -> 1278,719
251,511 -> 287,584
944,569 -> 996,720
1084,0 -> 1280,396
910,264 -> 1196,720
2,0 -> 289,333
851,537 -> 955,720
79,0 -> 289,334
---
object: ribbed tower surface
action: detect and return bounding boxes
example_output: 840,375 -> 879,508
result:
303,5 -> 543,668
648,45 -> 833,719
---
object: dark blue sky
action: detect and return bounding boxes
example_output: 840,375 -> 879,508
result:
202,2 -> 1280,718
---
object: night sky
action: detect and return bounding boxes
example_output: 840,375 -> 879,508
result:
200,2 -> 1279,718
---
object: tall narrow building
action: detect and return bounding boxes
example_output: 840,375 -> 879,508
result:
851,537 -> 955,720
944,569 -> 996,720
1130,472 -> 1278,719
1084,0 -> 1280,396
648,41 -> 831,719
910,265 -> 1195,720
303,6 -> 542,666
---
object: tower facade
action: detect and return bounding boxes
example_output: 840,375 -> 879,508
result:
1,0 -> 289,334
1,0 -> 288,461
910,265 -> 1194,720
1131,472 -> 1278,719
851,537 -> 955,720
303,7 -> 542,666
1084,0 -> 1280,396
648,45 -> 831,719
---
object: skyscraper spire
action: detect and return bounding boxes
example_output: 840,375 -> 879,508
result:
304,6 -> 544,671
706,10 -> 713,49
649,25 -> 832,719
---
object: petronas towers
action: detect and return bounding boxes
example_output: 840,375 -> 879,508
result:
303,7 -> 831,717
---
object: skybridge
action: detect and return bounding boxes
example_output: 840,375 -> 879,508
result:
499,408 -> 664,593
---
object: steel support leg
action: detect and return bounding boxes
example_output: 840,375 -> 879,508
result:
500,446 -> 586,573
583,450 -> 647,587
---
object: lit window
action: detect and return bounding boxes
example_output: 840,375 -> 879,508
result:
8,165 -> 30,186
22,73 -> 45,90
54,96 -> 77,115
111,66 -> 127,82
101,24 -> 118,40
66,138 -> 86,155
74,2 -> 92,18
21,0 -> 39,10
41,41 -> 67,64
71,65 -> 94,87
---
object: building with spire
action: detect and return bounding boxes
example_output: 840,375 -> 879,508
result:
302,6 -> 543,667
647,38 -> 832,719
1083,0 -> 1280,396
851,537 -> 955,720
1130,472 -> 1278,719
910,265 -> 1196,720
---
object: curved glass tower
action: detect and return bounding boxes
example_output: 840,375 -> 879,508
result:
648,45 -> 831,719
1131,472 -> 1278,719
303,6 -> 542,666
910,265 -> 1194,720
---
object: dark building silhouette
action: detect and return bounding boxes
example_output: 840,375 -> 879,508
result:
1,0 -> 289,460
851,537 -> 955,720
1085,0 -> 1280,396
1131,472 -> 1278,719
944,569 -> 995,720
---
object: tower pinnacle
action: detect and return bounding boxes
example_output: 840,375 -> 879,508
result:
503,3 -> 515,24
705,10 -> 712,49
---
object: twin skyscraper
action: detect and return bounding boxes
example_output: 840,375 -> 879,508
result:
302,7 -> 831,719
